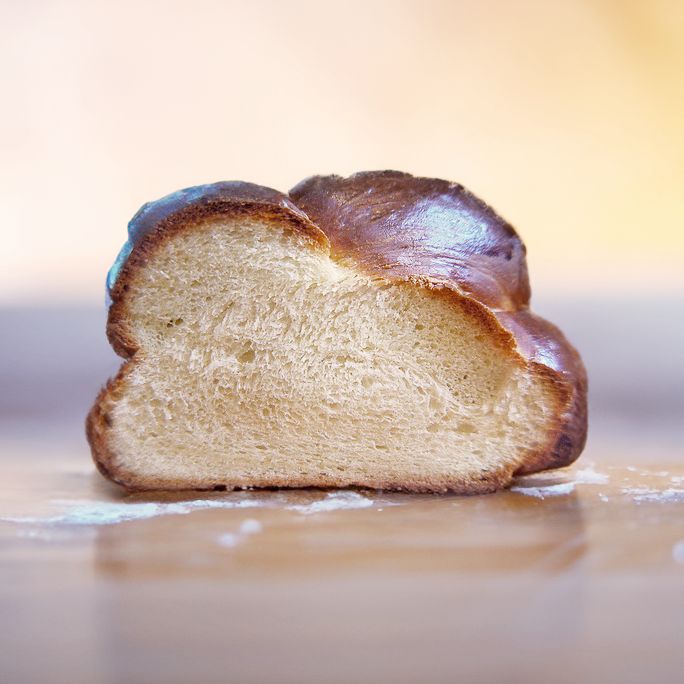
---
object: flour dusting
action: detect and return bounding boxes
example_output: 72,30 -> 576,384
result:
573,464 -> 609,485
239,518 -> 263,534
510,482 -> 576,499
672,541 -> 684,565
217,518 -> 264,548
216,532 -> 240,547
287,491 -> 375,514
623,487 -> 684,504
1,497 -> 266,526
1,491 -> 381,527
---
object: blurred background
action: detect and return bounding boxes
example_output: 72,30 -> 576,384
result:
1,0 -> 683,455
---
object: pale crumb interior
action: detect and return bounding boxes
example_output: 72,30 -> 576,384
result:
107,218 -> 557,491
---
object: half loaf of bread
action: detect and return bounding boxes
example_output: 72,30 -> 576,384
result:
87,171 -> 587,493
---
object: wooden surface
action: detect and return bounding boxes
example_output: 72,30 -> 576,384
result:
2,439 -> 684,683
1,305 -> 683,683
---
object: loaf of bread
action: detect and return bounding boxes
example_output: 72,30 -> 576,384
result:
87,171 -> 587,493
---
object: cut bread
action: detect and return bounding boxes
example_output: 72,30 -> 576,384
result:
87,173 -> 587,493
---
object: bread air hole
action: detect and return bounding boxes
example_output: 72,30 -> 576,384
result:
237,348 -> 255,363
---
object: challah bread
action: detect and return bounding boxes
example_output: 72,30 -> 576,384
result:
87,172 -> 587,493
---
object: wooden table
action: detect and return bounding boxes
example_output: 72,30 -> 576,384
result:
2,434 -> 683,684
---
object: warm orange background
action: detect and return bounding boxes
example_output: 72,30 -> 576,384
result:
1,0 -> 682,303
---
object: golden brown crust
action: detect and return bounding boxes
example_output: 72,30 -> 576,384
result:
290,171 -> 587,475
88,173 -> 588,492
290,170 -> 531,310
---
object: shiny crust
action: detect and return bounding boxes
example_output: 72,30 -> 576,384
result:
290,171 -> 587,476
87,173 -> 588,491
290,171 -> 531,310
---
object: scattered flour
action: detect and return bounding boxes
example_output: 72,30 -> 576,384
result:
217,518 -> 264,548
672,540 -> 684,565
510,482 -> 576,499
623,487 -> 684,504
510,463 -> 609,500
573,464 -> 609,485
1,491 -> 379,527
287,491 -> 375,514
4,465 -> 682,531
1,497 -> 266,526
216,533 -> 240,548
239,518 -> 264,534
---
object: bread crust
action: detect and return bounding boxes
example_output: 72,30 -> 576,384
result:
87,174 -> 587,492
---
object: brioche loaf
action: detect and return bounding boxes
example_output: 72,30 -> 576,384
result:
87,171 -> 587,493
